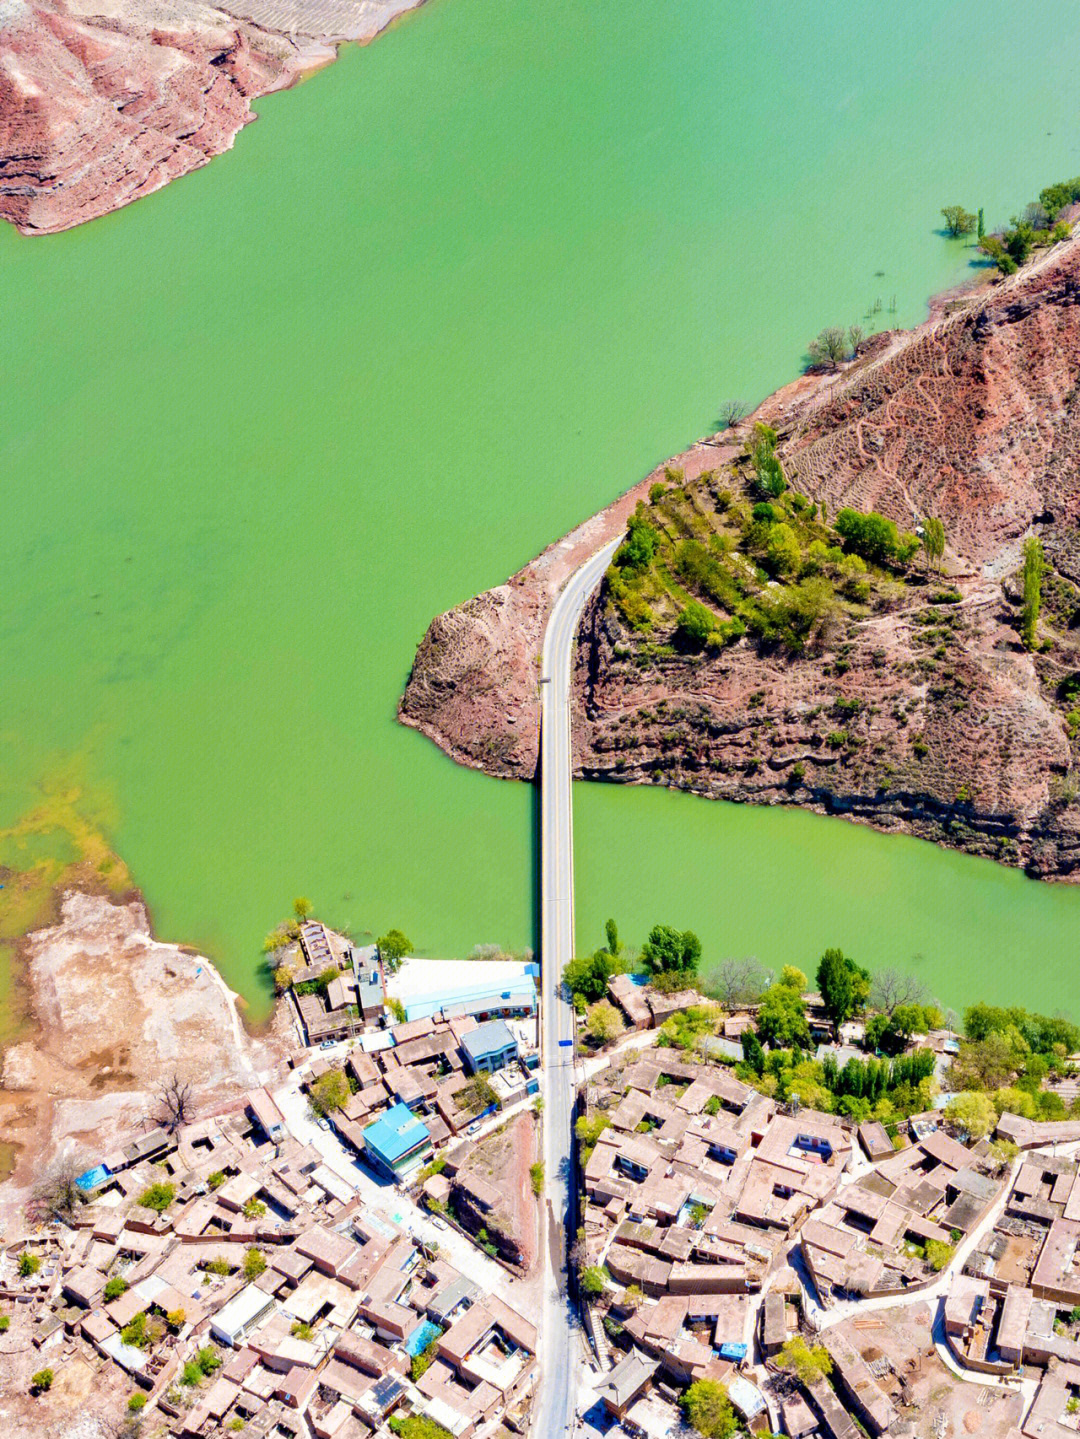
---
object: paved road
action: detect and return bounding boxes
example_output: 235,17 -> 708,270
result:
534,537 -> 621,1439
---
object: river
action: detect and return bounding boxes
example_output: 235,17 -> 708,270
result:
3,0 -> 1080,1021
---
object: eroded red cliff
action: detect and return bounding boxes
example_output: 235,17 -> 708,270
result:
0,0 -> 420,235
401,238 -> 1080,879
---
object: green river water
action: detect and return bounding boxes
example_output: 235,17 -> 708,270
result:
4,0 -> 1080,1022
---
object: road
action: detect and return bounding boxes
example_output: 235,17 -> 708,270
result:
534,536 -> 622,1439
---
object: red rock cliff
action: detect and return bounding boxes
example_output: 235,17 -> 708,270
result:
401,238 -> 1080,879
0,0 -> 422,235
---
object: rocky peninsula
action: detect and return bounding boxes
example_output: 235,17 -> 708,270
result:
0,0 -> 426,235
401,233 -> 1080,879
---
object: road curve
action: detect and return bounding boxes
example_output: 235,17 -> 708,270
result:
534,535 -> 621,1439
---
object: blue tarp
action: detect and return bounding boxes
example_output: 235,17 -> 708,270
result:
719,1343 -> 748,1360
76,1164 -> 110,1192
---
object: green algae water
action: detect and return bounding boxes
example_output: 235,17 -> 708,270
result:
4,0 -> 1080,1021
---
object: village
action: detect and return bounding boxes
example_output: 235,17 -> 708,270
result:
0,919 -> 547,1439
7,915 -> 1080,1439
567,969 -> 1080,1439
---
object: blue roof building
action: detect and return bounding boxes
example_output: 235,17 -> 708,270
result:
461,1019 -> 519,1075
362,1102 -> 433,1182
402,974 -> 537,1024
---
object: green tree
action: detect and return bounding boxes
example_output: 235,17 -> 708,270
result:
293,897 -> 312,921
18,1251 -> 41,1278
463,1074 -> 499,1113
580,1265 -> 607,1297
816,948 -> 870,1027
530,1162 -> 544,1196
104,1276 -> 129,1302
979,234 -> 1017,274
564,947 -> 623,1002
640,924 -> 702,977
977,207 -> 985,241
586,1000 -> 625,1044
757,984 -> 810,1049
31,1369 -> 53,1394
138,1182 -> 176,1214
377,930 -> 412,973
741,1028 -> 765,1075
242,1248 -> 267,1281
944,1090 -> 997,1140
779,965 -> 808,991
778,1335 -> 833,1384
941,205 -> 976,237
604,918 -> 623,958
616,511 -> 661,572
675,601 -> 716,651
766,522 -> 801,577
807,327 -> 849,369
835,509 -> 901,565
922,517 -> 945,574
308,1069 -> 350,1117
925,1240 -> 955,1272
681,1378 -> 737,1439
1022,537 -> 1044,651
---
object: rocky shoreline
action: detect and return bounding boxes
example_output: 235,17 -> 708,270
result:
400,234 -> 1080,880
0,0 -> 428,236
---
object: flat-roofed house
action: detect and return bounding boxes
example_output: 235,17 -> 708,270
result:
210,1285 -> 278,1348
362,1103 -> 433,1182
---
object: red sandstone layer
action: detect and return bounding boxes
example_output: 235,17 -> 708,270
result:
0,0 -> 423,235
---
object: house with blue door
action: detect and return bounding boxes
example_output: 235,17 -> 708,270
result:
460,1019 -> 519,1075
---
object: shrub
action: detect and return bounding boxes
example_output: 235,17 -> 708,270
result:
166,1309 -> 186,1331
0,1315 -> 9,1333
18,1251 -> 41,1278
104,1276 -> 129,1302
530,1162 -> 545,1197
181,1360 -> 204,1387
128,1393 -> 148,1412
197,1346 -> 222,1375
205,1257 -> 231,1276
207,1170 -> 226,1190
31,1369 -> 53,1394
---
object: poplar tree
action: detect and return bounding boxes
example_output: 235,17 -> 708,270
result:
1022,537 -> 1045,651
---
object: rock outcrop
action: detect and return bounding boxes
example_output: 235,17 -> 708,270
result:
401,237 -> 1080,879
0,0 -> 423,235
